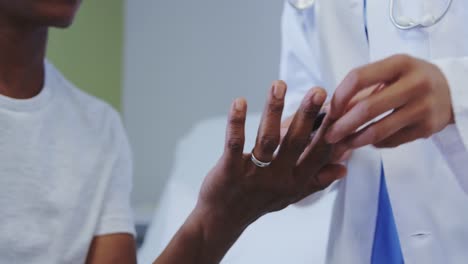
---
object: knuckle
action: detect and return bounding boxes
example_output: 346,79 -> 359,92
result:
346,68 -> 363,87
393,54 -> 412,66
366,126 -> 381,143
226,137 -> 244,152
415,98 -> 435,120
288,138 -> 308,154
301,105 -> 319,120
244,168 -> 258,184
355,100 -> 372,120
245,165 -> 260,179
420,122 -> 435,138
268,99 -> 285,115
422,98 -> 435,116
229,114 -> 246,127
414,104 -> 427,117
427,96 -> 438,109
413,74 -> 431,91
300,96 -> 321,119
259,135 -> 280,153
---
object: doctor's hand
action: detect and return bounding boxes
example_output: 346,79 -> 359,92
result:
325,54 -> 455,149
155,81 -> 346,264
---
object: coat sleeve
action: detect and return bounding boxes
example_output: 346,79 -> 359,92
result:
432,57 -> 468,195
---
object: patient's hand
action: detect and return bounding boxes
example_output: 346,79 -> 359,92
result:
154,81 -> 346,264
199,81 -> 345,260
198,81 -> 345,225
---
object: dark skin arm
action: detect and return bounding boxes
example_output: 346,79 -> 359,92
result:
153,81 -> 346,264
85,234 -> 137,264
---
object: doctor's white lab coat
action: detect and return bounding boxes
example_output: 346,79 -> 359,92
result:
281,0 -> 468,263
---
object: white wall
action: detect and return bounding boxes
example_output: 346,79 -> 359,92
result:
124,0 -> 284,222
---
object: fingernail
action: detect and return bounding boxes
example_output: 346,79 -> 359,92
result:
273,83 -> 286,100
313,91 -> 326,105
234,98 -> 246,111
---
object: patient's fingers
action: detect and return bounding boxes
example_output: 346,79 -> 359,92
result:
223,98 -> 247,164
276,88 -> 326,166
252,81 -> 286,164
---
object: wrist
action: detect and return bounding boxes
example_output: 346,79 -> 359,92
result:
176,203 -> 249,263
187,201 -> 249,242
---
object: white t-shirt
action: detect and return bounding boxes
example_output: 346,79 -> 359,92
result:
0,61 -> 135,263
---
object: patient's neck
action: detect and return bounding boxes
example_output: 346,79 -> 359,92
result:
0,18 -> 47,99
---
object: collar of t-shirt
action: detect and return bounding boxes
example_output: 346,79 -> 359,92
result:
0,61 -> 55,112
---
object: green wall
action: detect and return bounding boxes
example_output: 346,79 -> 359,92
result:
46,0 -> 123,110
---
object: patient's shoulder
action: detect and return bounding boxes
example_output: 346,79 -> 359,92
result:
46,61 -> 129,152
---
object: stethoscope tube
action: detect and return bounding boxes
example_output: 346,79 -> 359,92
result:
287,0 -> 315,11
288,0 -> 453,30
389,0 -> 453,30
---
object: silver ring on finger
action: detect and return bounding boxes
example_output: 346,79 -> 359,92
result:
251,152 -> 272,168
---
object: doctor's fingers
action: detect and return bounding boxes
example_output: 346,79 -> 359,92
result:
325,76 -> 418,144
337,100 -> 429,149
223,98 -> 247,164
276,88 -> 326,166
329,54 -> 415,121
344,83 -> 385,113
251,81 -> 286,163
373,122 -> 429,148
